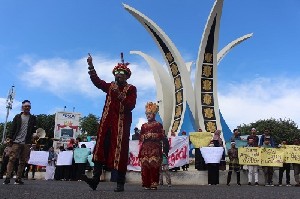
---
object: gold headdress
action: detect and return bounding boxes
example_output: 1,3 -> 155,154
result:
145,102 -> 159,114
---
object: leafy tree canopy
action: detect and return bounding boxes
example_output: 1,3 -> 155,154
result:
80,114 -> 99,136
238,118 -> 300,145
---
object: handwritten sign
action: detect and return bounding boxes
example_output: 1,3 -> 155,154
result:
200,147 -> 224,163
28,151 -> 49,166
260,148 -> 284,167
168,136 -> 189,168
284,145 -> 300,164
189,132 -> 212,148
238,147 -> 261,165
127,137 -> 189,171
56,151 -> 73,166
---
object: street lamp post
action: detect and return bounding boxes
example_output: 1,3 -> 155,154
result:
1,86 -> 15,144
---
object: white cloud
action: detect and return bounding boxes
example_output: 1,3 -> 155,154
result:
135,117 -> 147,129
219,77 -> 300,130
19,54 -> 156,98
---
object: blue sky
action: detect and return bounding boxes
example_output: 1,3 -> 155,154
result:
1,0 -> 300,135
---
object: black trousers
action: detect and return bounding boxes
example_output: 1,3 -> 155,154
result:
279,163 -> 291,184
207,163 -> 219,185
195,149 -> 206,170
76,163 -> 86,180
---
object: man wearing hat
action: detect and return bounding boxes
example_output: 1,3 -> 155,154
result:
83,53 -> 137,192
226,141 -> 241,186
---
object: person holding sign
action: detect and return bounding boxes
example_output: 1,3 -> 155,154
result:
82,53 -> 137,192
261,138 -> 274,186
138,102 -> 164,190
278,140 -> 291,186
226,141 -> 241,186
247,128 -> 259,147
293,139 -> 300,187
246,138 -> 259,186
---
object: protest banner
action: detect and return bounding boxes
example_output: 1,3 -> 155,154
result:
74,148 -> 90,163
127,137 -> 189,171
168,136 -> 189,168
56,151 -> 73,166
28,151 -> 49,166
260,148 -> 284,167
284,145 -> 300,164
200,147 -> 224,163
189,132 -> 212,148
238,147 -> 261,165
127,140 -> 141,171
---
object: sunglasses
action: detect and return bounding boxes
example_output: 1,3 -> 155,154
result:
114,70 -> 126,75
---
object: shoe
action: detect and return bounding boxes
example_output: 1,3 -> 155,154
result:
278,184 -> 282,187
237,183 -> 241,186
31,178 -> 36,180
14,178 -> 24,185
167,184 -> 172,187
114,183 -> 124,192
286,184 -> 292,187
265,184 -> 269,187
150,187 -> 157,190
3,178 -> 10,184
144,187 -> 151,190
247,182 -> 251,186
255,182 -> 259,186
226,183 -> 230,186
82,175 -> 99,191
269,183 -> 274,187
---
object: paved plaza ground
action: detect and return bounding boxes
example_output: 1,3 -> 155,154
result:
0,179 -> 299,199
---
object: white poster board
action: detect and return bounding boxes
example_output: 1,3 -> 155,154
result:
79,141 -> 96,153
56,151 -> 73,166
28,151 -> 49,166
200,147 -> 224,163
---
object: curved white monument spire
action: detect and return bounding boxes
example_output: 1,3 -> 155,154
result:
194,0 -> 224,137
124,4 -> 196,134
130,51 -> 173,132
217,33 -> 253,64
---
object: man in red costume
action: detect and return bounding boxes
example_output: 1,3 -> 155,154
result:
83,53 -> 137,192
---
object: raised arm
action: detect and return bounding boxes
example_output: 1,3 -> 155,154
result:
87,54 -> 110,93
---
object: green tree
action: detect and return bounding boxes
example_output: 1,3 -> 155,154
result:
239,118 -> 300,144
35,114 -> 55,138
0,121 -> 12,142
80,114 -> 99,136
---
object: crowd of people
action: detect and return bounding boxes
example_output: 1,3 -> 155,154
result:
1,54 -> 300,193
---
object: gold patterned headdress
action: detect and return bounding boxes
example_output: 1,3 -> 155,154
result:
145,102 -> 159,114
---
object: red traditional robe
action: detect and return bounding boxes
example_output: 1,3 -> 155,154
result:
89,69 -> 137,173
139,120 -> 164,188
